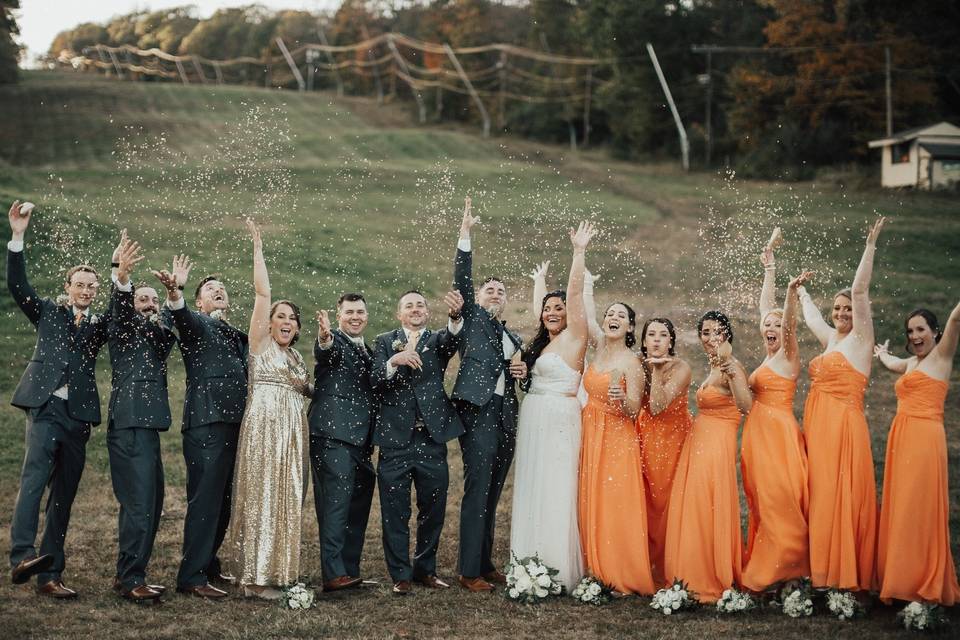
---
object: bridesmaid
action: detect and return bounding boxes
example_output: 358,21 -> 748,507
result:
636,318 -> 692,587
874,302 -> 960,606
797,217 -> 885,593
664,311 -> 752,603
740,239 -> 812,593
578,278 -> 655,595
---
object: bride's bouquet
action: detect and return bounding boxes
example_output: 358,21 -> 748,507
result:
570,576 -> 611,605
650,579 -> 697,615
897,601 -> 949,632
776,578 -> 814,618
504,554 -> 563,604
281,583 -> 316,610
715,587 -> 757,614
825,589 -> 865,621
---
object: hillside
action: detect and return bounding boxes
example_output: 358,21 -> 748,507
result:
0,71 -> 957,638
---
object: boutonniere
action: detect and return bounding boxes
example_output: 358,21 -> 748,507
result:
391,338 -> 405,352
56,294 -> 70,306
209,309 -> 226,322
89,314 -> 100,325
421,346 -> 430,353
148,313 -> 160,324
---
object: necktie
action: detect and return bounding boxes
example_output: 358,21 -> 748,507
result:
74,311 -> 84,327
407,331 -> 421,351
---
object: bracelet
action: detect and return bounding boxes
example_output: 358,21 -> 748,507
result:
111,262 -> 120,268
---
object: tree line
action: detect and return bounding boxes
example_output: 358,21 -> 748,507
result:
24,2 -> 960,177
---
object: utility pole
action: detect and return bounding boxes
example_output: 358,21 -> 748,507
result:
885,46 -> 893,136
647,43 -> 689,171
704,51 -> 712,165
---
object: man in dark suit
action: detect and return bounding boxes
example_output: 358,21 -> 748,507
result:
106,274 -> 178,603
451,198 -> 528,592
155,255 -> 248,599
6,201 -> 138,598
308,293 -> 377,592
370,289 -> 465,595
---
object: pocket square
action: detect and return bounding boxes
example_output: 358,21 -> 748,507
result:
421,346 -> 431,353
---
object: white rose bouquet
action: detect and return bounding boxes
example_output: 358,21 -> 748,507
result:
715,587 -> 756,614
571,576 -> 611,606
504,554 -> 563,604
825,589 -> 864,621
774,577 -> 814,618
650,579 -> 696,615
281,582 -> 316,610
897,601 -> 949,632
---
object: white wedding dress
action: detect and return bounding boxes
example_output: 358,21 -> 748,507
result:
509,352 -> 585,590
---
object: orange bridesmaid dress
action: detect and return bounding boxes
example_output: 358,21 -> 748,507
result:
803,351 -> 877,591
637,391 -> 692,587
877,369 -> 960,605
663,386 -> 743,603
740,365 -> 810,592
578,365 -> 655,594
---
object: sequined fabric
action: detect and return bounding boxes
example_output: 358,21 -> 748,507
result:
225,339 -> 309,587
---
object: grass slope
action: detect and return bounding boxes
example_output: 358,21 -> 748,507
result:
0,71 -> 958,638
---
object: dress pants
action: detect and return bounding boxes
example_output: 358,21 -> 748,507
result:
377,427 -> 448,582
176,422 -> 238,588
310,435 -> 376,581
8,397 -> 90,585
456,395 -> 515,577
107,426 -> 164,591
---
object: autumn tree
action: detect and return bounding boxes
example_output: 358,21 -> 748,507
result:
0,0 -> 20,83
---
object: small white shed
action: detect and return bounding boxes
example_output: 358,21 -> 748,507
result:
867,122 -> 960,189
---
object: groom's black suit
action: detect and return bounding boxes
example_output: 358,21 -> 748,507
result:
371,326 -> 464,582
451,245 -> 523,578
106,289 -> 177,592
7,246 -> 116,586
308,329 -> 377,582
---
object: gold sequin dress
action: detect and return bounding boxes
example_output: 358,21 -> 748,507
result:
225,339 -> 309,587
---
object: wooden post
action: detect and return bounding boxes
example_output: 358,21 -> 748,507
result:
192,56 -> 207,84
175,58 -> 190,85
646,43 -> 689,171
885,46 -> 893,136
212,61 -> 224,85
443,43 -> 490,138
387,35 -> 426,122
582,66 -> 592,147
360,25 -> 384,105
705,50 -> 712,166
316,28 -> 344,98
306,49 -> 316,91
498,51 -> 507,130
107,47 -> 125,79
276,38 -> 306,91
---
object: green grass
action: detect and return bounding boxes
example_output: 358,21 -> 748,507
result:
0,71 -> 958,638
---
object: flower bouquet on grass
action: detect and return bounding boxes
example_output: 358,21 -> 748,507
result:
281,583 -> 316,610
825,589 -> 865,621
898,602 -> 950,632
571,576 -> 611,606
504,554 -> 563,604
650,579 -> 697,615
715,587 -> 756,614
773,578 -> 814,618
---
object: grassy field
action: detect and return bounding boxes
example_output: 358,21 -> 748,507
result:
0,71 -> 958,638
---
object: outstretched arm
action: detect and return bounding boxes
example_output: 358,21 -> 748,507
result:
529,260 -> 549,321
454,196 -> 478,319
874,339 -> 910,373
933,298 -> 960,363
783,271 -> 813,364
759,244 -> 777,324
563,221 -> 597,343
796,285 -> 833,348
246,219 -> 272,354
582,270 -> 603,347
154,254 -> 202,343
6,200 -> 42,324
850,217 -> 885,341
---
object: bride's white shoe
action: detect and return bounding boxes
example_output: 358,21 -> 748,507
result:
242,584 -> 284,600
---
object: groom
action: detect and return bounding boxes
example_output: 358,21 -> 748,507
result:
452,197 -> 527,592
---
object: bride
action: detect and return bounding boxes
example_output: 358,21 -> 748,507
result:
510,221 -> 596,590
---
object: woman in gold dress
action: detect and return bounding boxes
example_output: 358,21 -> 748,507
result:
225,219 -> 311,599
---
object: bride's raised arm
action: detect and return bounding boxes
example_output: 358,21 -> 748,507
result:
246,218 -> 272,354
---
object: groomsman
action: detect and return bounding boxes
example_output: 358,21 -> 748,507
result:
452,198 -> 527,592
156,256 -> 248,599
6,201 -> 137,598
371,289 -> 465,594
106,266 -> 177,602
308,293 -> 377,591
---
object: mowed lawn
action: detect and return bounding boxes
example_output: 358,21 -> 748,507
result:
0,71 -> 958,638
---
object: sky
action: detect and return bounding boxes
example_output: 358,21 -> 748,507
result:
14,1 -> 340,65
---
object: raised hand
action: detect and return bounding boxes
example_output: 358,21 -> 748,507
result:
645,356 -> 673,366
760,245 -> 775,269
866,216 -> 887,246
460,196 -> 479,236
8,200 -> 31,236
152,269 -> 178,293
171,254 -> 192,289
316,309 -> 332,344
115,233 -> 144,285
246,217 -> 262,253
570,220 -> 597,251
529,260 -> 550,281
111,228 -> 129,265
788,270 -> 815,290
444,290 -> 464,318
874,339 -> 890,359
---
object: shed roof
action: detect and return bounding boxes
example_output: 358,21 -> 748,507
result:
868,121 -> 960,148
919,142 -> 960,159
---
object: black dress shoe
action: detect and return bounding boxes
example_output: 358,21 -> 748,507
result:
11,555 -> 54,585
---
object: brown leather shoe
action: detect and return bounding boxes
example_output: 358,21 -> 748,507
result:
176,583 -> 228,599
323,575 -> 362,591
415,575 -> 450,589
36,579 -> 78,599
121,584 -> 162,602
458,575 -> 495,592
113,577 -> 166,594
483,570 -> 507,585
10,554 -> 54,585
392,580 -> 412,595
208,572 -> 236,587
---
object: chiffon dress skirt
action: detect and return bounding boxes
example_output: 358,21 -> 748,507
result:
740,364 -> 810,591
877,369 -> 960,605
510,352 -> 585,590
637,392 -> 692,587
225,340 -> 309,587
663,386 -> 743,603
803,351 -> 877,591
578,365 -> 655,594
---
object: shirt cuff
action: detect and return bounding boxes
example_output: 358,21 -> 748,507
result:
166,296 -> 186,310
317,337 -> 333,350
448,317 -> 463,335
7,239 -> 24,252
385,362 -> 397,379
457,238 -> 471,252
111,273 -> 132,292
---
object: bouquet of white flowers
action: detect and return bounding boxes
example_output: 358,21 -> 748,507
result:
773,578 -> 814,618
504,554 -> 563,604
650,579 -> 697,615
897,601 -> 949,632
281,583 -> 316,610
825,589 -> 864,621
571,576 -> 611,606
715,587 -> 756,614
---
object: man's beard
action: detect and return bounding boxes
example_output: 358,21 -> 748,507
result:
483,303 -> 503,319
139,307 -> 158,317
